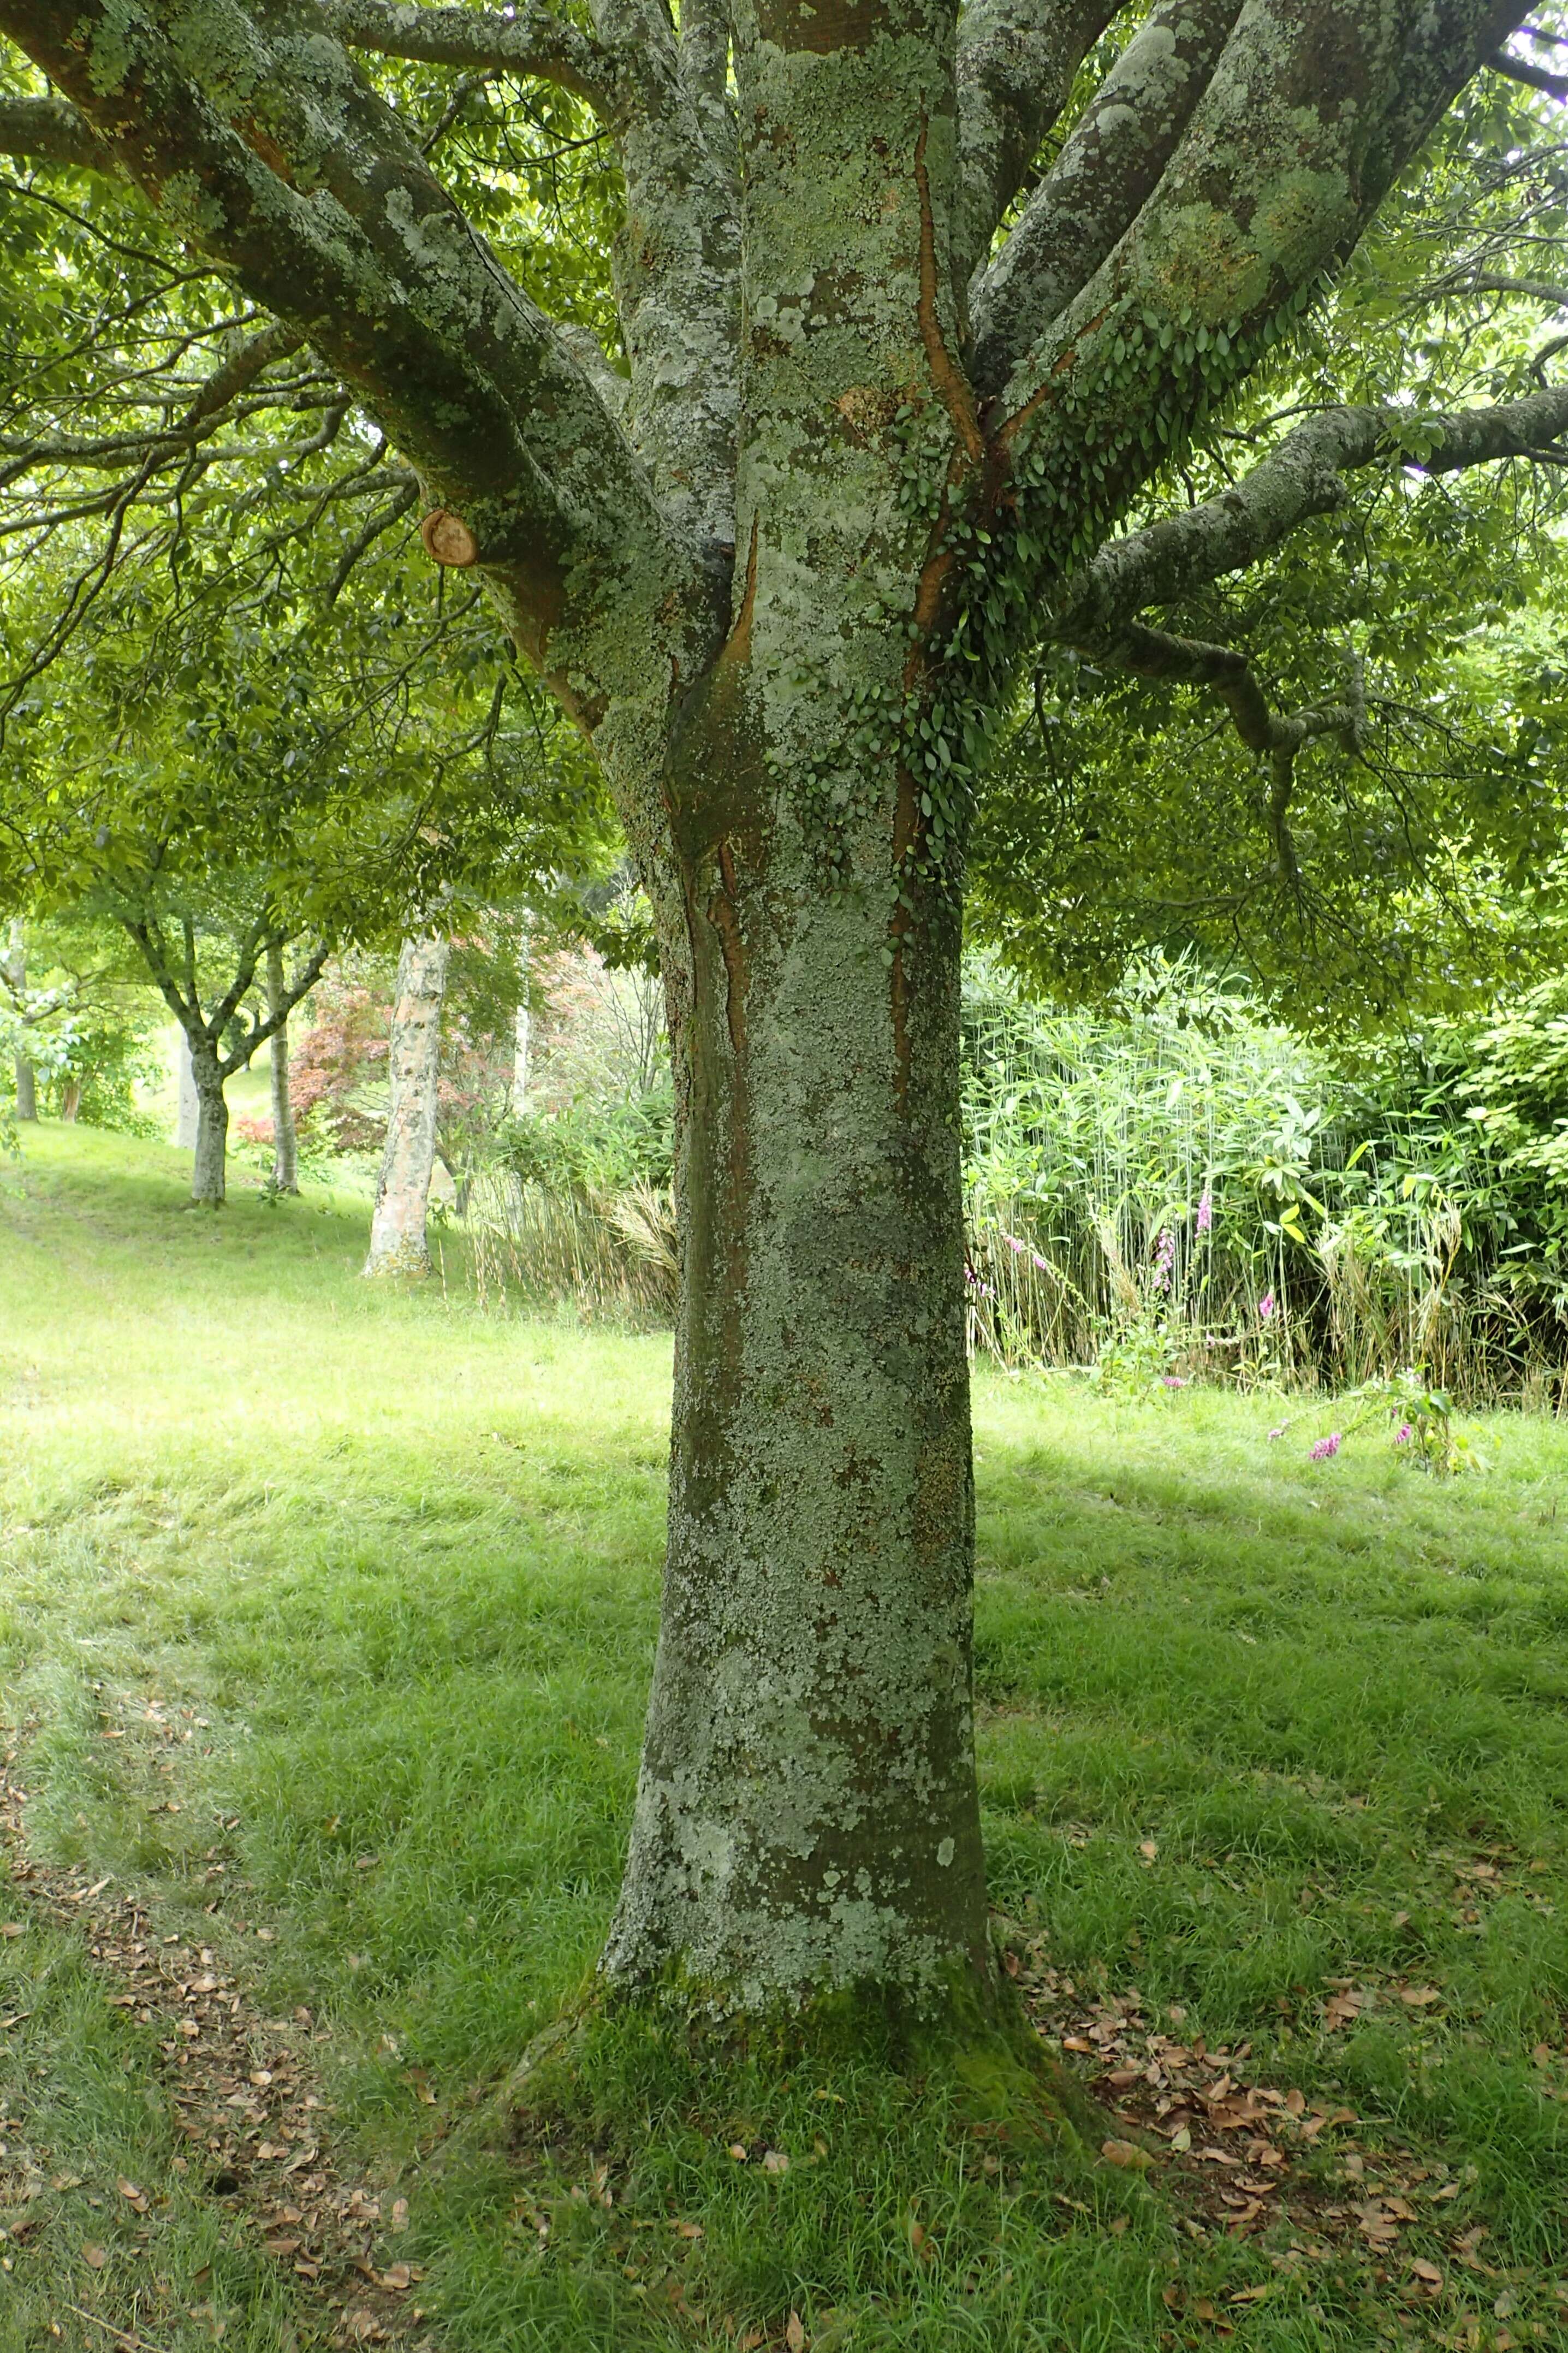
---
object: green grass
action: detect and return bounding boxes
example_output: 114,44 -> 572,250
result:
3,1122 -> 1567,2352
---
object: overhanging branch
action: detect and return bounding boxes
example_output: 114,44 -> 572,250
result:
1488,45 -> 1568,96
0,93 -> 105,169
1052,381 -> 1568,642
320,0 -> 623,116
1066,623 -> 1367,892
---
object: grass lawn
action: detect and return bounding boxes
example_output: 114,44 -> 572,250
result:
2,1122 -> 1567,2353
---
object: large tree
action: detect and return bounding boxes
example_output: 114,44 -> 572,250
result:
2,0 -> 1567,2052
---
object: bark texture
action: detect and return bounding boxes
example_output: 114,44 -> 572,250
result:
365,934 -> 449,1279
190,1047 -> 228,1207
266,941 -> 300,1193
604,832 -> 983,2004
0,0 -> 1540,2028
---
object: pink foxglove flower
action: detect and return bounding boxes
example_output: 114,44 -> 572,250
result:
1309,1432 -> 1341,1461
1258,1290 -> 1275,1321
1196,1189 -> 1213,1234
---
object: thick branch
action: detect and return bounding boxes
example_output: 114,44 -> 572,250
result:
969,0 -> 1240,395
1488,44 -> 1568,94
320,0 -> 622,115
953,0 -> 1121,288
0,93 -> 104,169
1052,381 -> 1568,639
0,0 -> 686,695
991,0 -> 1533,580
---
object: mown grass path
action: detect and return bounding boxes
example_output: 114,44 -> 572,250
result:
2,1127 -> 1567,2352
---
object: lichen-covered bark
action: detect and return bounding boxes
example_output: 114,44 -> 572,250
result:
190,1047 -> 229,1206
364,933 -> 448,1279
968,0 -> 1242,393
603,733 -> 984,2006
176,1029 -> 200,1153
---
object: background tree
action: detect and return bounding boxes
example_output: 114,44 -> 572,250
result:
0,495 -> 616,1202
364,930 -> 451,1274
3,0 -> 1568,2070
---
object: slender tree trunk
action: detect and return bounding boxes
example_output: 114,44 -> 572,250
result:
364,935 -> 448,1278
175,1028 -> 199,1151
6,919 -> 35,1121
190,1044 -> 228,1207
266,941 -> 300,1193
601,729 -> 988,2018
513,927 -> 531,1115
60,1076 -> 81,1122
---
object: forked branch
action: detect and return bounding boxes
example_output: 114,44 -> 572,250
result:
953,0 -> 1121,287
1065,624 -> 1367,892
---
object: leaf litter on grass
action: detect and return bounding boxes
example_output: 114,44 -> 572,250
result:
1,1745 -> 436,2353
1005,1927 -> 1568,2347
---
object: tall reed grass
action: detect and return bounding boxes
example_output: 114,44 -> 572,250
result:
452,955 -> 1568,1403
962,956 -> 1567,1404
460,1165 -> 678,1323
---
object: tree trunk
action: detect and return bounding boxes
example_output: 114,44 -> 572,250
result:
364,934 -> 448,1278
190,1046 -> 228,1207
6,919 -> 35,1121
513,927 -> 531,1115
266,941 -> 300,1193
175,1028 -> 200,1151
601,738 -> 988,2018
60,1076 -> 81,1122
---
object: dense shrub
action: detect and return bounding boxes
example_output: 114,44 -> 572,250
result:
962,955 -> 1568,1400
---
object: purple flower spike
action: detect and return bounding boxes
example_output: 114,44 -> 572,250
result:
1005,1234 -> 1027,1255
1031,1252 -> 1049,1271
1268,1427 -> 1285,1441
1258,1290 -> 1276,1321
1161,1376 -> 1189,1389
1197,1189 -> 1213,1234
1309,1432 -> 1342,1461
1394,1422 -> 1412,1445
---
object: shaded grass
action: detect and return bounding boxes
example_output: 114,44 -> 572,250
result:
2,1123 -> 1567,2350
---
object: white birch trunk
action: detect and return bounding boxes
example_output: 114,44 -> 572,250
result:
513,935 -> 531,1115
364,934 -> 448,1278
175,1028 -> 200,1151
266,941 -> 300,1193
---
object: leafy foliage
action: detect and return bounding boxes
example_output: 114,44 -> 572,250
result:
961,953 -> 1568,1399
